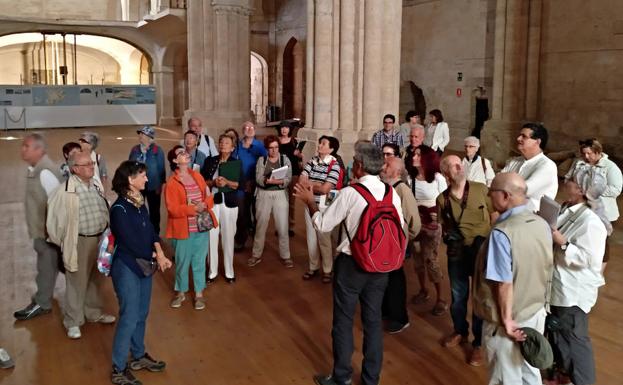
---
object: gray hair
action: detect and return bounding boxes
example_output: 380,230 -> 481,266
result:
24,132 -> 47,152
80,131 -> 99,150
353,142 -> 384,175
410,124 -> 425,133
464,136 -> 480,147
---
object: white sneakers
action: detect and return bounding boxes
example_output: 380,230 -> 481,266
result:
0,348 -> 15,369
88,314 -> 117,324
67,326 -> 81,339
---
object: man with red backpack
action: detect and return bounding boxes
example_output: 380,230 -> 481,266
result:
294,142 -> 405,385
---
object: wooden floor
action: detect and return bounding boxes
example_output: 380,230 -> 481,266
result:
0,127 -> 621,385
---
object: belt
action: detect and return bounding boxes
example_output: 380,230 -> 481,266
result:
78,231 -> 105,237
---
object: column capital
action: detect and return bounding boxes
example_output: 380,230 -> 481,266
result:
212,0 -> 253,16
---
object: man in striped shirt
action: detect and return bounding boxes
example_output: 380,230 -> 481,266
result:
299,136 -> 342,283
371,114 -> 405,149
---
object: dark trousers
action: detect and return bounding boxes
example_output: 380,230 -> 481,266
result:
142,189 -> 161,235
33,238 -> 61,309
381,267 -> 408,326
447,237 -> 483,346
548,306 -> 595,385
235,191 -> 255,247
332,253 -> 388,385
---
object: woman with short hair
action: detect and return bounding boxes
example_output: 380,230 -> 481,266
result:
79,131 -> 108,188
407,145 -> 447,316
109,160 -> 172,385
164,145 -> 214,309
462,136 -> 495,187
248,135 -> 293,268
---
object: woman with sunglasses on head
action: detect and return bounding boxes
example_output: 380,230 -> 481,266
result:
164,145 -> 214,310
406,145 -> 448,316
109,160 -> 172,385
565,138 -> 622,270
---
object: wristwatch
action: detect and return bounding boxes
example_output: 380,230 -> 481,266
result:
560,242 -> 569,251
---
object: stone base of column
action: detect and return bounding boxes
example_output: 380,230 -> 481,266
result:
158,116 -> 179,126
480,119 -> 521,169
183,109 -> 251,137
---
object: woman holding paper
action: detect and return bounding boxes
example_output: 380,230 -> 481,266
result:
200,134 -> 242,283
248,135 -> 293,268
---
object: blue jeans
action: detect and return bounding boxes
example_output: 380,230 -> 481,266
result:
447,237 -> 483,347
111,258 -> 152,371
332,253 -> 388,385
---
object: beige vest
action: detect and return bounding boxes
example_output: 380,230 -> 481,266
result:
25,155 -> 61,239
473,208 -> 553,324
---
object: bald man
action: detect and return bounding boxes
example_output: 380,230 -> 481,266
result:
473,173 -> 553,385
437,155 -> 494,366
381,157 -> 421,333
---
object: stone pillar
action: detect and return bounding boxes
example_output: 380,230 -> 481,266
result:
299,0 -> 403,162
183,0 -> 252,135
481,0 -> 541,168
152,67 -> 177,125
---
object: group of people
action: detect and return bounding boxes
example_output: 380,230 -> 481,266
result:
10,111 -> 620,385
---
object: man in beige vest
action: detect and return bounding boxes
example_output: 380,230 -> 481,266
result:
473,172 -> 553,385
47,151 -> 115,339
14,133 -> 62,321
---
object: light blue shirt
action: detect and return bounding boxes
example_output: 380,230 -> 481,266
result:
485,204 -> 530,283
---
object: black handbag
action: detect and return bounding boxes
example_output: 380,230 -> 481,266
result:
135,258 -> 157,277
441,182 -> 469,258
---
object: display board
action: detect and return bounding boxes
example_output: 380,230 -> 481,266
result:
0,85 -> 157,129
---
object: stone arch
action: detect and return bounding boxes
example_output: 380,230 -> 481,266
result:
251,51 -> 268,124
282,37 -> 304,120
399,80 -> 426,123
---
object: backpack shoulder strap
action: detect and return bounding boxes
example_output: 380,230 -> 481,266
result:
480,155 -> 487,172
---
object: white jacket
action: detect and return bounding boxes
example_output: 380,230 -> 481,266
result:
565,153 -> 622,221
424,122 -> 450,151
462,155 -> 495,187
502,152 -> 558,211
46,175 -> 107,272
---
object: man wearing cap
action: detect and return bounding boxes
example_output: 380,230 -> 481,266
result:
185,117 -> 218,158
14,133 -> 62,321
501,123 -> 558,211
47,151 -> 116,339
129,125 -> 166,234
547,171 -> 608,385
473,172 -> 553,385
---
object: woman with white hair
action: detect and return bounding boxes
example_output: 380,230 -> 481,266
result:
462,136 -> 495,187
79,131 -> 108,188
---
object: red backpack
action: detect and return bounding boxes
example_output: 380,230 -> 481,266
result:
344,183 -> 406,273
327,158 -> 345,190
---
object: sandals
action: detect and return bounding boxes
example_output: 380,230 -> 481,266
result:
281,258 -> 294,268
322,273 -> 332,284
302,270 -> 319,280
247,257 -> 262,267
432,300 -> 448,316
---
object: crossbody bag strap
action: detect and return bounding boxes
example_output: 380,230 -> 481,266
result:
443,181 -> 470,227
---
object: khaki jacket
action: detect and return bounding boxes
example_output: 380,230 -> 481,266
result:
46,175 -> 106,272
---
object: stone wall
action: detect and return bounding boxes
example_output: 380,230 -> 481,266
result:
0,0 -> 126,21
400,0 -> 495,150
539,0 -> 623,160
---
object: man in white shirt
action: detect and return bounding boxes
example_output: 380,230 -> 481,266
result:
15,133 -> 62,321
295,142 -> 404,385
501,123 -> 558,211
185,117 -> 218,158
548,172 -> 608,385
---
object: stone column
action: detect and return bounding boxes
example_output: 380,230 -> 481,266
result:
481,0 -> 541,167
152,67 -> 177,125
183,0 -> 252,135
299,0 -> 403,162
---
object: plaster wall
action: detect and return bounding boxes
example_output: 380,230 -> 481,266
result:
0,0 -> 131,21
539,0 -> 623,159
400,0 -> 494,149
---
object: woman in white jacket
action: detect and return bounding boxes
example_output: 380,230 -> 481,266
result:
462,136 -> 495,187
565,138 -> 622,269
424,109 -> 450,154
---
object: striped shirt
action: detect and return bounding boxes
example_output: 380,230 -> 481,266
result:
184,180 -> 202,233
371,129 -> 405,148
302,155 -> 341,204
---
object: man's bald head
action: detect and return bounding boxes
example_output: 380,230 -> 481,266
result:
440,155 -> 465,184
409,125 -> 425,147
489,172 -> 527,212
383,157 -> 405,180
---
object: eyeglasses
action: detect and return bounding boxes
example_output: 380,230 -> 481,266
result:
383,121 -> 394,124
268,145 -> 279,149
74,161 -> 95,167
579,138 -> 596,146
383,152 -> 395,157
175,150 -> 188,157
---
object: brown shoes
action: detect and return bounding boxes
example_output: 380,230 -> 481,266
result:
443,333 -> 468,347
468,347 -> 484,367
